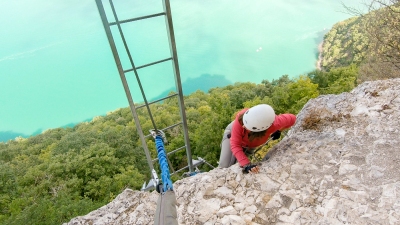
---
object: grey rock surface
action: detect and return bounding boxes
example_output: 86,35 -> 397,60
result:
65,78 -> 400,225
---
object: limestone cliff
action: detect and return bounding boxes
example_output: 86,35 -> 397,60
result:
65,78 -> 400,225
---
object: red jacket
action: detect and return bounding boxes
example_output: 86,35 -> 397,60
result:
230,108 -> 296,166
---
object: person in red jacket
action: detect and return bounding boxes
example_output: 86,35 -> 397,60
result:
218,104 -> 296,174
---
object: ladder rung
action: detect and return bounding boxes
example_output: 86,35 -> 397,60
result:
109,12 -> 166,26
171,157 -> 208,175
172,164 -> 190,175
152,145 -> 186,163
136,93 -> 178,109
123,58 -> 172,73
136,57 -> 172,70
144,122 -> 183,139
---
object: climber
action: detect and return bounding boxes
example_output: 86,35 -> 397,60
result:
218,104 -> 296,174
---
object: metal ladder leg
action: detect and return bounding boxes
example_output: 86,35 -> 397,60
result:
95,0 -> 195,190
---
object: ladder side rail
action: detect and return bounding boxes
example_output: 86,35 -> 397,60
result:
108,0 -> 158,131
95,0 -> 155,173
162,0 -> 194,173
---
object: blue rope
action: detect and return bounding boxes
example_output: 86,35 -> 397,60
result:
155,135 -> 173,191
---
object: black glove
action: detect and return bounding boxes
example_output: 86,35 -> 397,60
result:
271,130 -> 281,140
242,164 -> 258,174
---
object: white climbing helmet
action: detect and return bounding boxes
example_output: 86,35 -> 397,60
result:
243,104 -> 275,132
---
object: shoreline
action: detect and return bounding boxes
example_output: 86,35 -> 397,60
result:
316,40 -> 324,71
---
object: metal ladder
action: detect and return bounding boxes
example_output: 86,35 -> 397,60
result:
95,0 -> 197,191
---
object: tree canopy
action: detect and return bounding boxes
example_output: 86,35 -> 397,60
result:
2,1 -> 399,223
321,0 -> 400,81
0,65 -> 361,224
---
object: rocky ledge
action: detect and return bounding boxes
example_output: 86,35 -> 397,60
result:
65,78 -> 400,225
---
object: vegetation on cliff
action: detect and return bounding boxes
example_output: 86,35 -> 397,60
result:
0,66 -> 359,224
1,1 -> 399,224
320,0 -> 400,81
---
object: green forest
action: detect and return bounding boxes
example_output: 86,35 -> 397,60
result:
1,1 -> 399,224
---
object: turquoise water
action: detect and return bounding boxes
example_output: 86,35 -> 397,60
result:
0,0 -> 363,142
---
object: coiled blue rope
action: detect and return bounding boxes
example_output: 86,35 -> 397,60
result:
155,135 -> 173,191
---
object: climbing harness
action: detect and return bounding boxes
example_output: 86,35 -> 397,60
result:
249,130 -> 289,164
248,138 -> 272,164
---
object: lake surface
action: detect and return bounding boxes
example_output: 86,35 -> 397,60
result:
0,0 -> 364,142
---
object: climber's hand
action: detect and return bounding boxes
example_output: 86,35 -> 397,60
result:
271,130 -> 281,140
243,164 -> 259,174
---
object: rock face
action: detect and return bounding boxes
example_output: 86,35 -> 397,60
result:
65,79 -> 400,225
